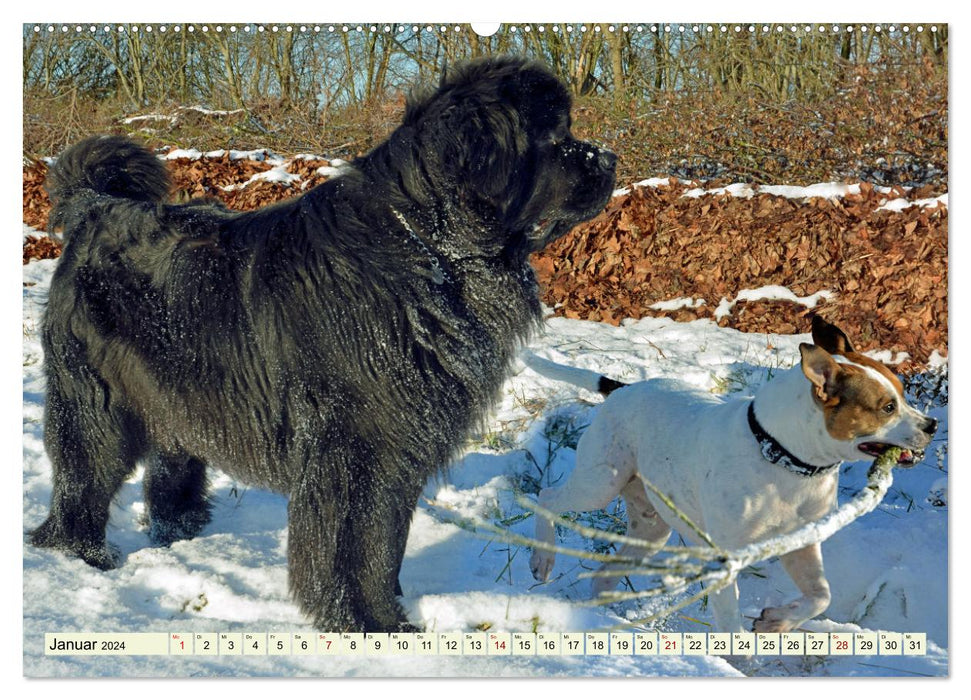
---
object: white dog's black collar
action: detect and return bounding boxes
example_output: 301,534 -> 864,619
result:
747,403 -> 841,477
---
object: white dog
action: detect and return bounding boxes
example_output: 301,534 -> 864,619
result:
527,317 -> 937,633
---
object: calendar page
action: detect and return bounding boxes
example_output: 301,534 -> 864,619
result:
21,7 -> 948,680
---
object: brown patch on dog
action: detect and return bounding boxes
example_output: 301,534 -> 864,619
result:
801,340 -> 902,442
819,364 -> 900,441
839,352 -> 905,396
808,315 -> 905,405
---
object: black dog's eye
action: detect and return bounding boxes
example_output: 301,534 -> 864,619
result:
882,400 -> 897,415
547,123 -> 571,147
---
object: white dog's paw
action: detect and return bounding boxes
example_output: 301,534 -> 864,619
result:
530,549 -> 555,582
752,605 -> 799,633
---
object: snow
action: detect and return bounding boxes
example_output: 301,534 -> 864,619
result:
758,182 -> 865,200
683,182 -> 758,198
617,178 -> 948,212
162,147 -> 285,163
649,297 -> 705,312
122,113 -> 177,127
87,143 -> 951,216
182,106 -> 246,118
713,286 -> 836,320
876,194 -> 948,212
219,165 -> 302,191
152,148 -> 345,189
21,241 -> 948,678
124,106 -> 246,129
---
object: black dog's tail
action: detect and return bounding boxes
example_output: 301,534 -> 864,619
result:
45,135 -> 171,234
522,352 -> 628,397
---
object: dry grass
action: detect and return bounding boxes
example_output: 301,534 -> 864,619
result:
24,56 -> 946,190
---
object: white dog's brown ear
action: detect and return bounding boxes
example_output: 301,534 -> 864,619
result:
800,343 -> 843,405
810,316 -> 855,355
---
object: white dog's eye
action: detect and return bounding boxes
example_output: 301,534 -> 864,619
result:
882,400 -> 897,415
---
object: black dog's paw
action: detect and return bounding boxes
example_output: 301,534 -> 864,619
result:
28,521 -> 121,570
82,541 -> 122,570
146,508 -> 211,547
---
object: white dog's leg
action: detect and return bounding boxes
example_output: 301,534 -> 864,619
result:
529,468 -> 625,582
591,476 -> 671,596
530,413 -> 636,583
753,543 -> 831,632
708,579 -> 745,634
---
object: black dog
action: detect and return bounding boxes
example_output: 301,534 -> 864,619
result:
30,56 -> 617,631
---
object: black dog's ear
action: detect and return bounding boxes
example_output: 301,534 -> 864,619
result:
502,66 -> 573,134
401,91 -> 522,206
445,101 -> 525,202
810,316 -> 855,355
403,57 -> 557,207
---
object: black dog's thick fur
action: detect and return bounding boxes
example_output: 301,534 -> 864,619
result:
30,56 -> 617,631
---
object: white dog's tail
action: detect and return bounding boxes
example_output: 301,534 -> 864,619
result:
522,353 -> 627,396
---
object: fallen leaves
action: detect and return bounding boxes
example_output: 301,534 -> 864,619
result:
532,182 -> 947,370
23,235 -> 61,264
21,156 -> 948,370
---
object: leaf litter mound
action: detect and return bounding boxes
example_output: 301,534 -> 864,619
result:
531,180 -> 946,372
23,154 -> 947,371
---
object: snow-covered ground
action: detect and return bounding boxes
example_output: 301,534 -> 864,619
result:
617,177 -> 949,213
21,227 -> 948,677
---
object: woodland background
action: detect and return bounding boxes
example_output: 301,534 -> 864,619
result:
22,23 -> 948,368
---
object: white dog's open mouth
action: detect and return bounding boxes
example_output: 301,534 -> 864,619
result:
858,442 -> 924,467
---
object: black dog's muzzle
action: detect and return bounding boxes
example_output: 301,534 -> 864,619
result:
596,148 -> 617,173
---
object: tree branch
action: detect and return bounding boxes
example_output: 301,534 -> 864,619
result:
425,447 -> 902,628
